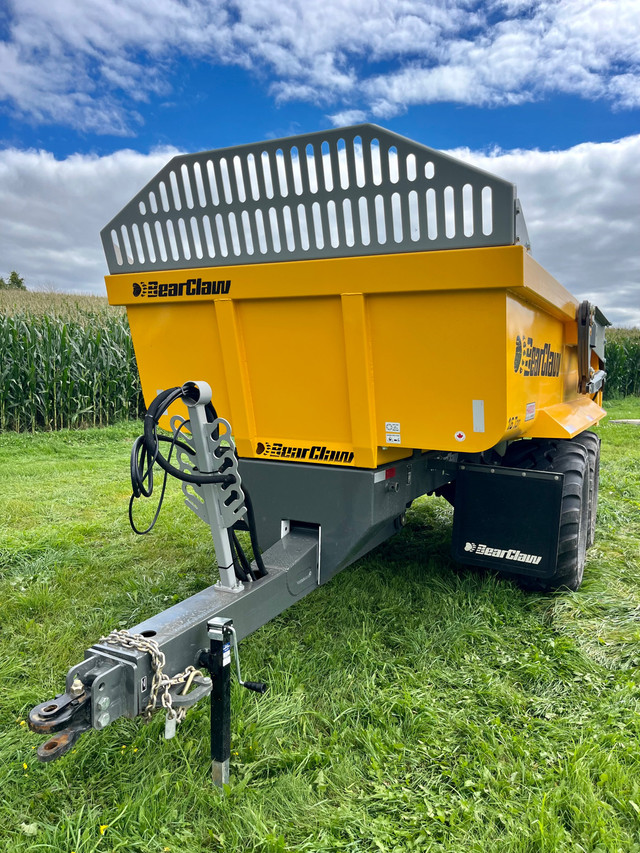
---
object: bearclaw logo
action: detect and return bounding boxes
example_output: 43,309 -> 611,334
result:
256,440 -> 354,464
465,542 -> 542,565
132,278 -> 231,298
514,335 -> 561,378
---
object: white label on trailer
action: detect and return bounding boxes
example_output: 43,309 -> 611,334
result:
525,402 -> 536,421
472,400 -> 485,433
454,431 -> 466,442
385,422 -> 401,433
386,434 -> 402,444
374,470 -> 386,483
222,642 -> 231,667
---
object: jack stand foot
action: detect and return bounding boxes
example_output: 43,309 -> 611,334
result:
212,758 -> 230,786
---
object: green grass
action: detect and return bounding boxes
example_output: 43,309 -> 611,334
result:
1,400 -> 639,852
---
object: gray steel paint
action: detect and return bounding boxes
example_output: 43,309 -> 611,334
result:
101,124 -> 519,275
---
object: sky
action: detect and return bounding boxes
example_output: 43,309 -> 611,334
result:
1,0 -> 639,326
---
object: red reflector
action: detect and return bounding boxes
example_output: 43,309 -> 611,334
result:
385,467 -> 396,480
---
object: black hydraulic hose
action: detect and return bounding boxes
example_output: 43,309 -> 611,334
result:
233,530 -> 257,581
230,531 -> 251,582
242,487 -> 267,577
129,420 -> 188,535
129,384 -> 267,581
143,388 -> 234,488
129,384 -> 267,580
130,434 -> 195,499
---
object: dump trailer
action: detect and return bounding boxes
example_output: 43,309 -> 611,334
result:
30,125 -> 609,782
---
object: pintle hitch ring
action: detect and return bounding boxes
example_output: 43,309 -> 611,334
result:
29,688 -> 92,762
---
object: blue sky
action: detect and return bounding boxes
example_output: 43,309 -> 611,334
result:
1,0 -> 639,324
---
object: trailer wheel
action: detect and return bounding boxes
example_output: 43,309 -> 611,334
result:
502,439 -> 589,591
570,431 -> 600,548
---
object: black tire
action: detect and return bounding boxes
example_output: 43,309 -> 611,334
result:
502,438 -> 590,591
570,431 -> 600,548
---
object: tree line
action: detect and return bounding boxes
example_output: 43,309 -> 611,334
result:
0,271 -> 26,290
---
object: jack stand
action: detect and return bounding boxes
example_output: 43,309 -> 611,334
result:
200,618 -> 232,787
198,617 -> 267,787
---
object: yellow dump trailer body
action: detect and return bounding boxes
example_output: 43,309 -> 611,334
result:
106,244 -> 604,469
103,124 -> 606,469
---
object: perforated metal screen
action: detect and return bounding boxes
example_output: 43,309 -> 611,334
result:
101,124 -> 520,274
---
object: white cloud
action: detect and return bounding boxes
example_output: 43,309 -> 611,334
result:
1,0 -> 639,132
363,0 -> 640,114
447,134 -> 640,327
327,109 -> 368,126
0,134 -> 638,326
0,146 -> 177,291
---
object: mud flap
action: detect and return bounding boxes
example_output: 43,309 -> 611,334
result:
451,463 -> 564,579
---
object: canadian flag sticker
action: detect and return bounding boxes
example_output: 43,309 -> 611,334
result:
455,431 -> 466,442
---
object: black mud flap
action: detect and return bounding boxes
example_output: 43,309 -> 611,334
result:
451,463 -> 564,579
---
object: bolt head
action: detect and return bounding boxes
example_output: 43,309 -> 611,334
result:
69,676 -> 84,697
97,696 -> 111,711
96,711 -> 111,729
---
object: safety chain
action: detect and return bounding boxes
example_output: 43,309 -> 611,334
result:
99,629 -> 206,727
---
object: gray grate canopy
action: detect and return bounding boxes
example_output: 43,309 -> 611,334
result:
102,124 -> 527,275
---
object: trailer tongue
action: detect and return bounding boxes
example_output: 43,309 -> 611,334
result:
29,125 -> 608,782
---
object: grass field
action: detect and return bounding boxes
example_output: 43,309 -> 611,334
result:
1,400 -> 639,852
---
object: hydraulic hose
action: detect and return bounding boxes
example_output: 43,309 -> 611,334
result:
242,487 -> 267,577
231,530 -> 252,582
142,387 -> 234,489
128,386 -> 267,579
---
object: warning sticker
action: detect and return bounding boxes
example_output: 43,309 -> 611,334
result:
386,434 -> 401,444
385,422 -> 401,433
222,642 -> 231,667
525,402 -> 536,422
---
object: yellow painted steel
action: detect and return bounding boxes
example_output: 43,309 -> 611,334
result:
106,244 -> 606,469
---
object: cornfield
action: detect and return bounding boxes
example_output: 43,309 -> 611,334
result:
0,292 -> 638,432
0,289 -> 120,321
602,327 -> 640,399
0,292 -> 143,431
